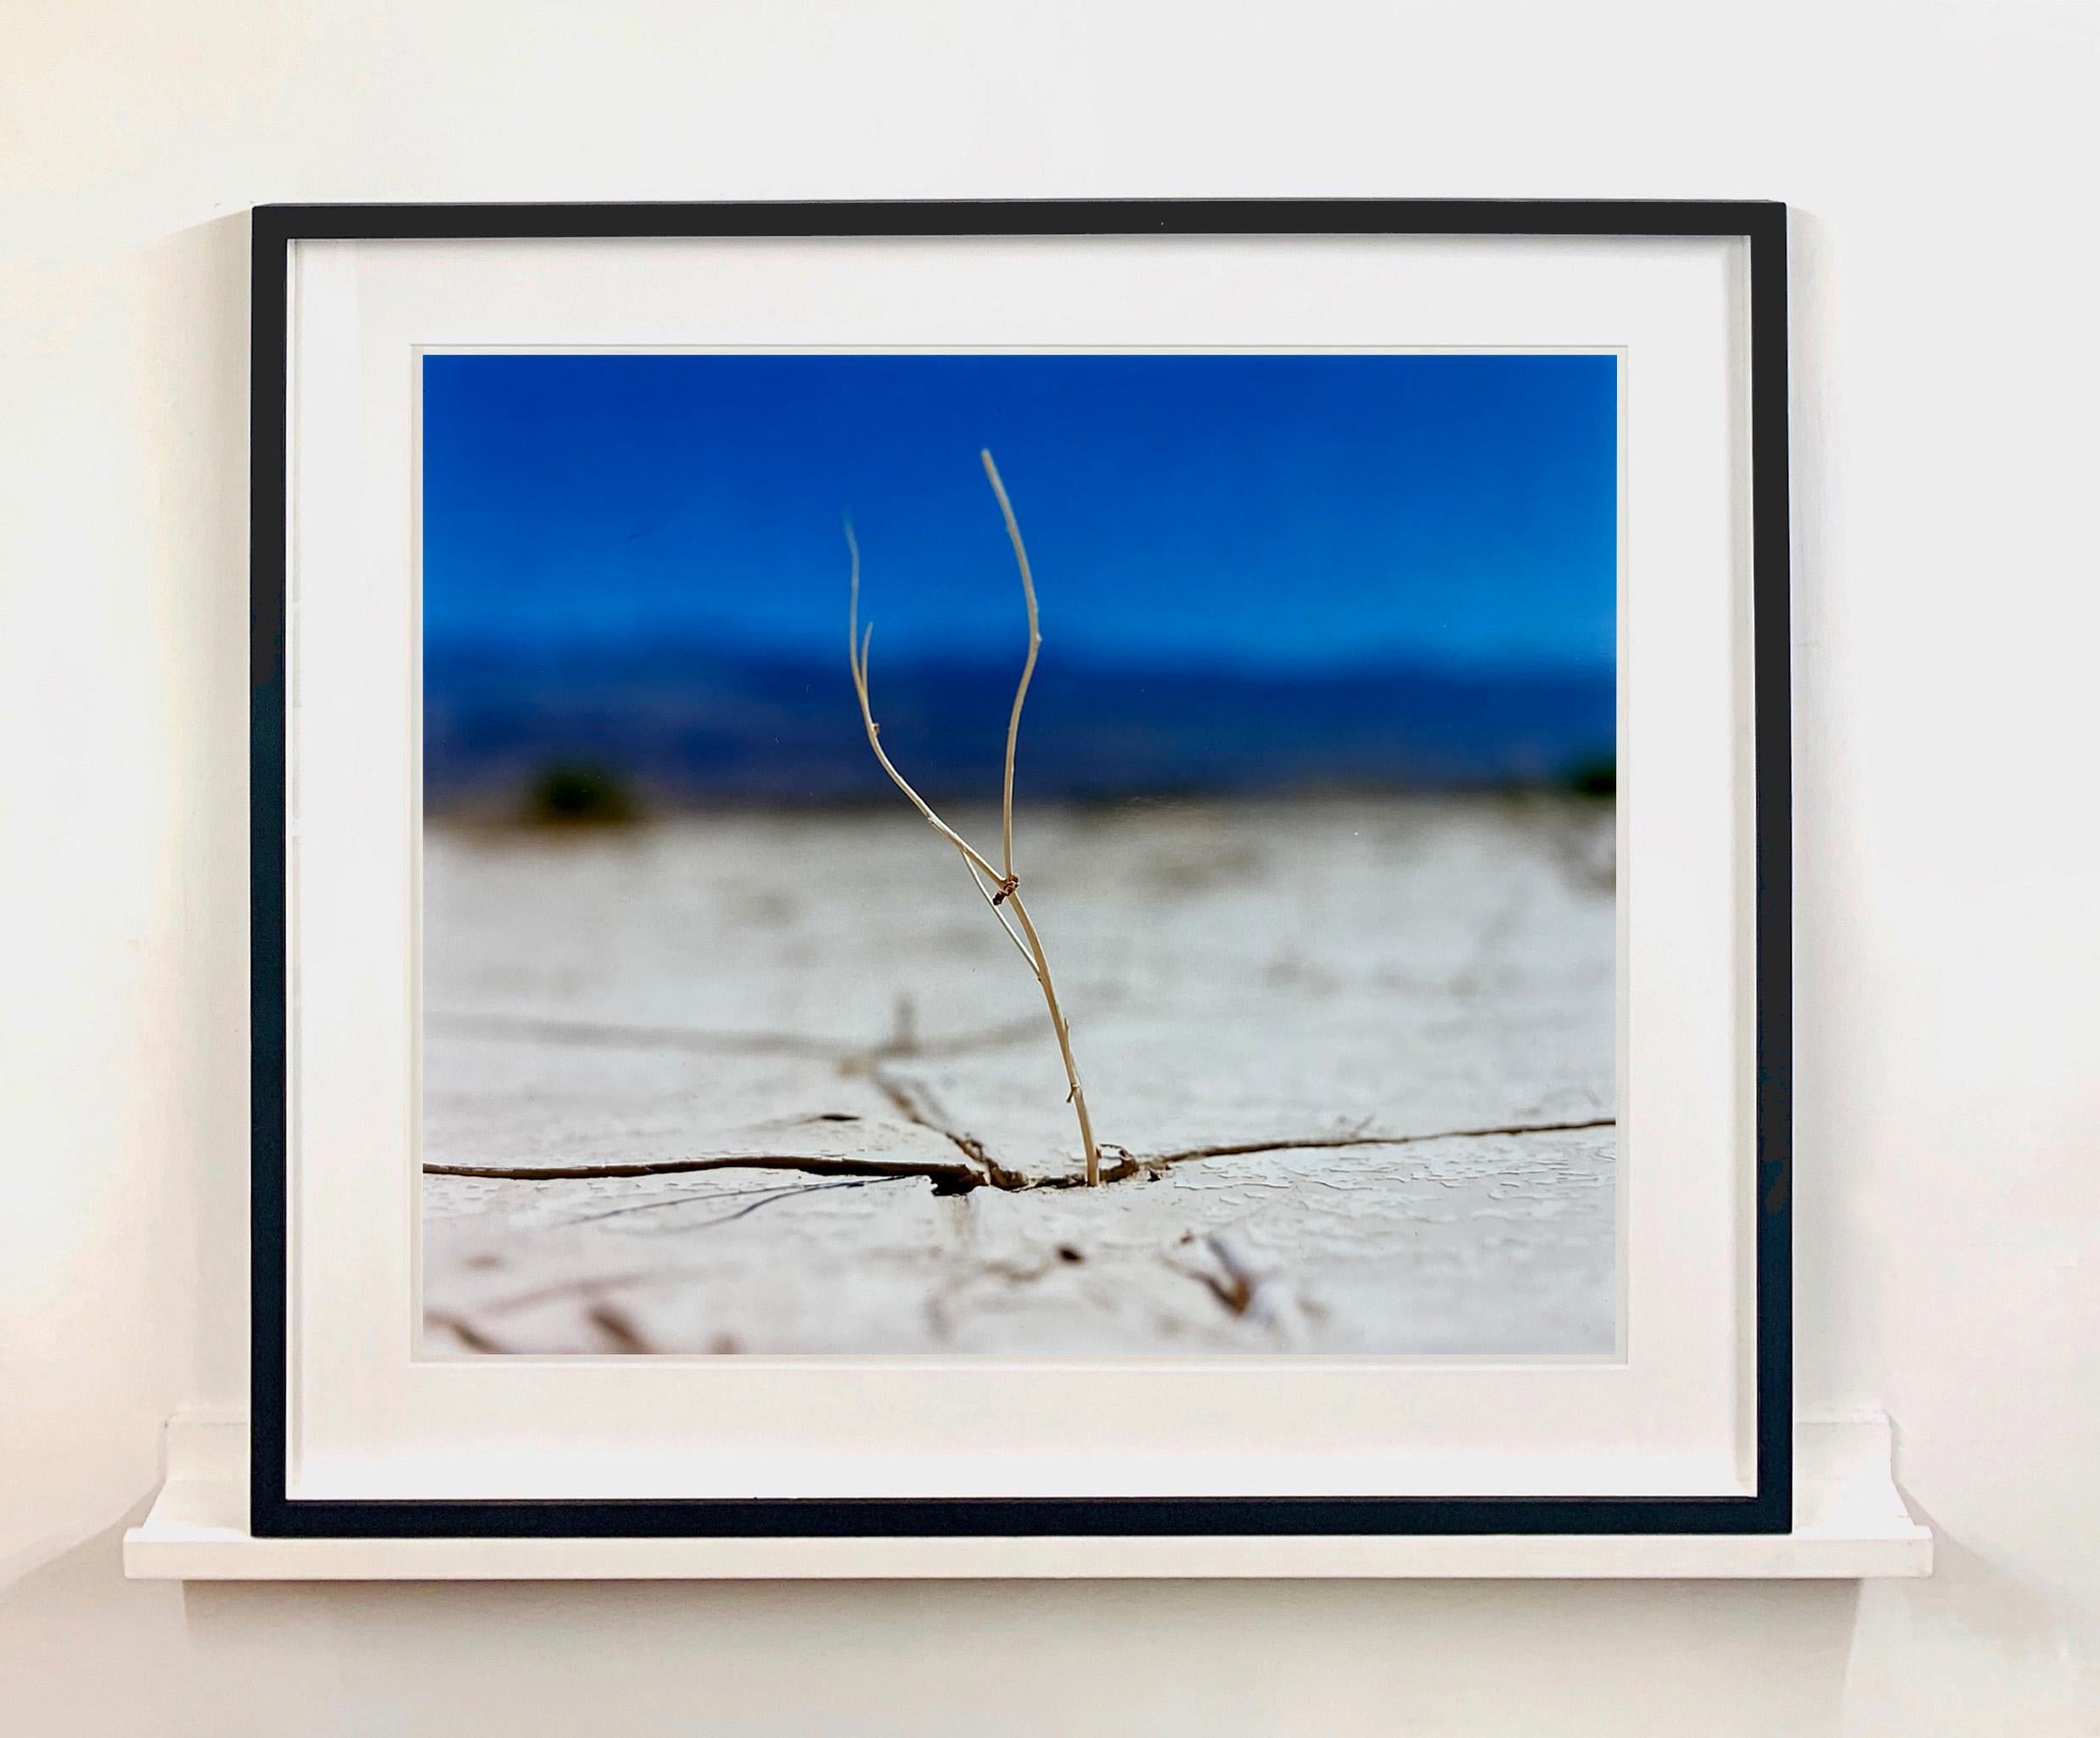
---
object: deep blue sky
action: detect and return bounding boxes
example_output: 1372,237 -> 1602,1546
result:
422,351 -> 1615,675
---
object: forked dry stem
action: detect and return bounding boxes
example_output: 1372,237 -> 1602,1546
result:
848,535 -> 1033,972
845,454 -> 1103,1184
981,451 -> 1040,884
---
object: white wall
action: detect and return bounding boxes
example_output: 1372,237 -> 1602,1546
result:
3,2 -> 2096,1730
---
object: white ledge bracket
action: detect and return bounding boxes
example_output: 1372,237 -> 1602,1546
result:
124,1412 -> 1931,1582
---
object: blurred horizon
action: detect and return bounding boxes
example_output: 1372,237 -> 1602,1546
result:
422,351 -> 1617,810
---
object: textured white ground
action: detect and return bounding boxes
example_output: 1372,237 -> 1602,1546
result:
421,796 -> 1616,1355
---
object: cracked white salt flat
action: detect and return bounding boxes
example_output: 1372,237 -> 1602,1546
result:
420,794 -> 1616,1354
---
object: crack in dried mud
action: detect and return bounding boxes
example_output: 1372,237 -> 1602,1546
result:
424,1001 -> 1613,1246
424,1149 -> 987,1187
423,1114 -> 1616,1191
1132,1116 -> 1616,1171
428,1001 -> 1059,1075
564,1175 -> 898,1231
865,1062 -> 1038,1189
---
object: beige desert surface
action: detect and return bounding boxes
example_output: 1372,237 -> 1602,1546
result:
421,793 -> 1616,1356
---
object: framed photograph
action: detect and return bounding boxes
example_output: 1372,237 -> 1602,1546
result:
251,199 -> 1790,1539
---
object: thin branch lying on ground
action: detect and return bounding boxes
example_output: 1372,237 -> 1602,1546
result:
424,1311 -> 514,1354
1178,1233 -> 1261,1318
847,450 -> 1104,1183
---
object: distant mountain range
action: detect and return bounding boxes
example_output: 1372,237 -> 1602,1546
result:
424,641 -> 1614,810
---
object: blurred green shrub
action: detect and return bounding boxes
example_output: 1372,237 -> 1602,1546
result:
523,762 -> 641,827
1563,755 -> 1616,799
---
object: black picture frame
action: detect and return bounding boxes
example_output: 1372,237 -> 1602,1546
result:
250,199 -> 1791,1540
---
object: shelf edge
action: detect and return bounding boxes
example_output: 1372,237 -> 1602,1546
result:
124,1411 -> 1931,1581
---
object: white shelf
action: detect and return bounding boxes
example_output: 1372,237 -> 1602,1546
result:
124,1412 -> 1930,1581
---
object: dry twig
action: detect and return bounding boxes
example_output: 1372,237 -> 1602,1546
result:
846,450 -> 1105,1184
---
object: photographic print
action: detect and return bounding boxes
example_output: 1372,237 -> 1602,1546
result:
418,349 -> 1620,1359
